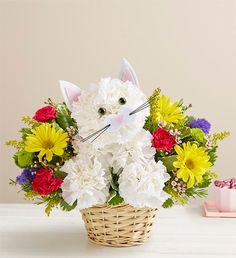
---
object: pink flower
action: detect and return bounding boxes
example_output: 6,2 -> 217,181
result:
33,106 -> 57,122
152,128 -> 176,152
32,167 -> 63,196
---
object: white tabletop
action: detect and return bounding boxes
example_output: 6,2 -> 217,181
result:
0,204 -> 235,258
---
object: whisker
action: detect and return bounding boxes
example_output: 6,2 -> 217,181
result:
130,103 -> 150,115
81,124 -> 110,142
91,126 -> 110,143
131,103 -> 150,114
129,91 -> 159,116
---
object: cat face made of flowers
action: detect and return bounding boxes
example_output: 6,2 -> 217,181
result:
60,59 -> 149,147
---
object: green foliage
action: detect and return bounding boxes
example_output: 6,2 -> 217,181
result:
144,87 -> 161,132
144,116 -> 158,133
208,146 -> 218,165
21,183 -> 33,192
196,179 -> 212,189
191,128 -> 205,143
14,151 -> 34,168
164,184 -> 186,206
60,199 -> 77,212
20,127 -> 32,140
160,155 -> 177,172
180,127 -> 191,138
107,168 -> 124,206
45,197 -> 61,216
182,172 -> 216,202
162,198 -> 174,208
37,191 -> 62,216
9,179 -> 17,186
185,187 -> 208,199
110,171 -> 119,191
53,170 -> 68,179
212,131 -> 230,145
21,116 -> 38,125
24,190 -> 38,200
197,172 -> 217,189
108,192 -> 124,206
56,104 -> 77,131
5,140 -> 24,151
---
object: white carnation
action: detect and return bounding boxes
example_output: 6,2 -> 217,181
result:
108,130 -> 155,172
118,160 -> 170,208
61,155 -> 109,210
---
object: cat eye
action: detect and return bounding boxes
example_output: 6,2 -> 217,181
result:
98,107 -> 106,116
118,97 -> 126,105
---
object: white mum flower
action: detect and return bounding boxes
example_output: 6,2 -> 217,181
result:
118,160 -> 170,208
61,155 -> 109,210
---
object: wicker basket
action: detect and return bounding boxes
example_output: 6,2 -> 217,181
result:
81,204 -> 157,247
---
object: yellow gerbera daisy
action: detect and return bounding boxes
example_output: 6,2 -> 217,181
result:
173,142 -> 211,188
151,95 -> 184,125
25,123 -> 69,162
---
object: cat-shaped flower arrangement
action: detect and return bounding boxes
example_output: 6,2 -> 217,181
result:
7,59 -> 229,246
59,59 -> 170,210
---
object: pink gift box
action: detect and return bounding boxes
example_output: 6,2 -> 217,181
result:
214,185 -> 236,212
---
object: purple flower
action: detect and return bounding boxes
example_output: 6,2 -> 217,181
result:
188,118 -> 211,134
16,168 -> 37,185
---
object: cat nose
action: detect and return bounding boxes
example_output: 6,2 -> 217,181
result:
114,114 -> 124,124
104,107 -> 136,132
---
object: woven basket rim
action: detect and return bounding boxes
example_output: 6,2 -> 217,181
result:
80,203 -> 157,211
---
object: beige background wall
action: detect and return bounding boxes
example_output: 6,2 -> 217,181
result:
0,0 -> 235,203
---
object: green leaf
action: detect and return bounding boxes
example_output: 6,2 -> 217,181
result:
185,188 -> 208,199
160,155 -> 177,171
20,128 -> 32,140
108,189 -> 117,202
60,199 -> 77,212
164,185 -> 186,205
196,179 -> 211,188
14,151 -> 34,168
197,171 -> 217,188
191,128 -> 205,143
108,192 -> 124,206
181,127 -> 191,138
110,175 -> 119,191
162,198 -> 174,208
54,170 -> 68,179
144,116 -> 158,133
208,146 -> 218,165
56,104 -> 77,131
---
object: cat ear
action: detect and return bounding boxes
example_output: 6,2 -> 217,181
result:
59,80 -> 81,109
119,58 -> 139,87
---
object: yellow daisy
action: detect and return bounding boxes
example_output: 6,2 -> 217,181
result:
151,95 -> 184,125
25,123 -> 69,162
173,142 -> 211,188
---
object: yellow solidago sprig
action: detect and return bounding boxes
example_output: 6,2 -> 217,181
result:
25,123 -> 69,162
150,94 -> 184,125
173,142 -> 212,188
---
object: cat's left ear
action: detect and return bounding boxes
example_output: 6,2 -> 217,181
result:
119,58 -> 139,87
59,80 -> 81,110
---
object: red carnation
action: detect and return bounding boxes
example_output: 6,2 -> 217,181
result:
32,167 -> 63,196
152,128 -> 176,152
33,105 -> 57,122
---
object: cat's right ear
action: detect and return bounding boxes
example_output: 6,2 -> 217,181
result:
119,58 -> 139,87
59,80 -> 81,110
